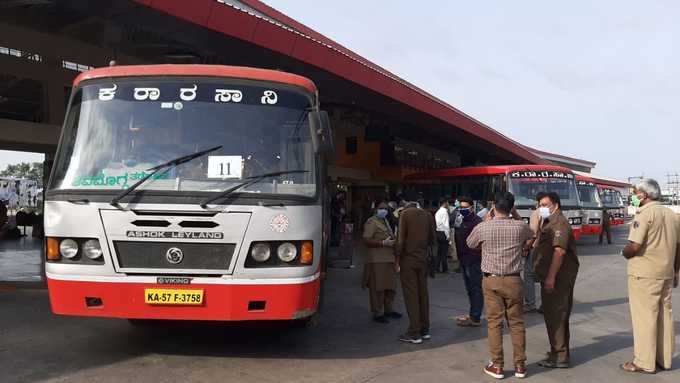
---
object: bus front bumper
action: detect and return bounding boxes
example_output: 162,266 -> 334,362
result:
581,224 -> 603,235
47,276 -> 320,321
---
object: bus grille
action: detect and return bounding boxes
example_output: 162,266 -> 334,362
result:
113,241 -> 235,272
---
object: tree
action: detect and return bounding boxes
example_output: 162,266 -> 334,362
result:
0,162 -> 44,186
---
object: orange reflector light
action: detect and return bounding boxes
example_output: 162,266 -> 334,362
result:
46,237 -> 60,261
300,241 -> 313,264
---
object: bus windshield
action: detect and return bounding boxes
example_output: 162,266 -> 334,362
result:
576,181 -> 602,209
49,79 -> 316,198
600,189 -> 624,208
508,170 -> 580,208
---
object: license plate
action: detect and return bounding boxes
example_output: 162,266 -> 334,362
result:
144,289 -> 204,305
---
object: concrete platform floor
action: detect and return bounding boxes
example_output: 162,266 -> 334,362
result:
0,227 -> 42,282
0,225 -> 678,383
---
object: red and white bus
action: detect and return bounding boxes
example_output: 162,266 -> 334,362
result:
574,171 -> 628,227
406,165 -> 584,240
575,174 -> 604,236
44,65 -> 333,323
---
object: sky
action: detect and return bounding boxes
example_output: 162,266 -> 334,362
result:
264,0 -> 679,184
0,150 -> 44,173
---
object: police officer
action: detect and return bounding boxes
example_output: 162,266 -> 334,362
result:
533,192 -> 579,369
362,202 -> 402,323
396,196 -> 436,344
620,179 -> 680,374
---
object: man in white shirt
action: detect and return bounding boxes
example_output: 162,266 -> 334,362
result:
435,198 -> 451,273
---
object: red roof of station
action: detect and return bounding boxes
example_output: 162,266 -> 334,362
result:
73,64 -> 318,94
133,0 -> 547,165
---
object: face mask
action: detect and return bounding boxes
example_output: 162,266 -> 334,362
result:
459,208 -> 471,217
454,200 -> 461,208
539,207 -> 551,219
376,209 -> 388,219
631,194 -> 643,208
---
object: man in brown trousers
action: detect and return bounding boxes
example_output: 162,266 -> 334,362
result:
396,198 -> 436,344
362,202 -> 402,323
620,179 -> 679,374
534,192 -> 579,369
467,192 -> 533,379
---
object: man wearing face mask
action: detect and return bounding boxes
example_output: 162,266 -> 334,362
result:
533,192 -> 579,369
620,179 -> 680,374
362,202 -> 402,324
454,197 -> 484,327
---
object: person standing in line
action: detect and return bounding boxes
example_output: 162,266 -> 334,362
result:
449,197 -> 462,273
467,192 -> 534,379
599,207 -> 612,245
396,197 -> 436,344
362,202 -> 403,324
620,179 -> 679,374
477,200 -> 490,219
435,198 -> 451,274
525,192 -> 547,313
533,192 -> 579,369
454,197 -> 484,327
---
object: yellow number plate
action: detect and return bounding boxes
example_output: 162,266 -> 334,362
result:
144,289 -> 204,305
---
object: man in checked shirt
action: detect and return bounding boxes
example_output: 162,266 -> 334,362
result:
467,192 -> 534,380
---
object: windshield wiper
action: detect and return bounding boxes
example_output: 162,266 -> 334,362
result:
200,170 -> 309,208
110,145 -> 222,206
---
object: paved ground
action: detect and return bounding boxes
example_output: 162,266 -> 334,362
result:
0,227 -> 42,282
1,225 -> 678,383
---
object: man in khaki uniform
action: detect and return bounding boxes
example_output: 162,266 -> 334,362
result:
533,192 -> 579,369
620,179 -> 680,374
362,202 -> 402,324
396,199 -> 436,344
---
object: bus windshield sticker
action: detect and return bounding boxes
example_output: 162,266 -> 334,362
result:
133,87 -> 160,101
179,84 -> 197,101
98,84 -> 117,101
509,170 -> 573,179
261,90 -> 278,105
207,156 -> 243,179
71,170 -> 170,188
215,89 -> 243,103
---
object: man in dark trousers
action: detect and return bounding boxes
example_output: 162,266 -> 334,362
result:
598,208 -> 612,245
454,196 -> 484,327
396,197 -> 436,344
534,192 -> 580,369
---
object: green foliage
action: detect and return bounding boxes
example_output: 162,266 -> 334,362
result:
0,162 -> 44,185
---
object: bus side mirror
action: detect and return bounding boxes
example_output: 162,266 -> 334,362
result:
309,110 -> 334,154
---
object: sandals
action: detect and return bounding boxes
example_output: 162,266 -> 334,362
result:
620,361 -> 656,374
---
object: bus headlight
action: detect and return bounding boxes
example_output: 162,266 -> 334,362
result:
82,239 -> 103,260
59,239 -> 79,259
251,243 -> 271,262
277,242 -> 298,262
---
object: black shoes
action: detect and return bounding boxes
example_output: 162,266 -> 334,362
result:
385,311 -> 403,319
372,315 -> 389,324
